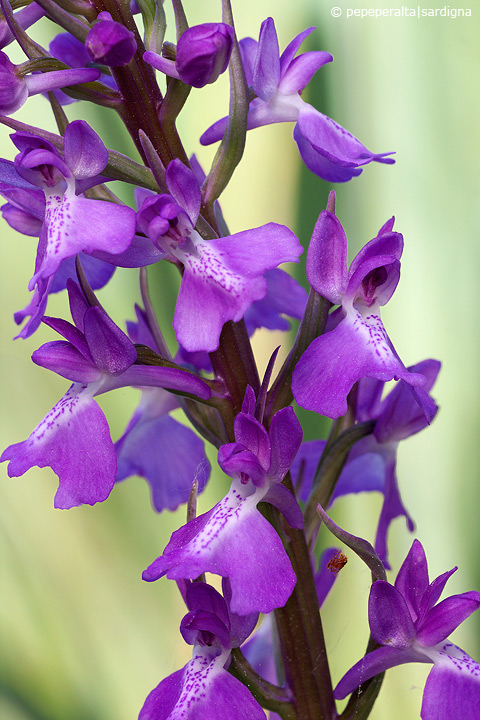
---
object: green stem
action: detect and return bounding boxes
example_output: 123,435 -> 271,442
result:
269,478 -> 337,719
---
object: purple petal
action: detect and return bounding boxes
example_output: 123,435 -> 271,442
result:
165,159 -> 201,226
49,32 -> 90,67
234,413 -> 271,469
278,51 -> 332,94
1,384 -> 116,508
253,18 -> 280,101
374,458 -> 415,569
346,232 -> 403,306
369,581 -> 417,648
63,120 -> 109,179
115,409 -> 210,512
31,190 -> 135,284
83,306 -> 136,375
187,581 -> 230,627
421,643 -> 480,720
394,539 -> 430,623
50,253 -> 115,294
174,245 -> 266,352
334,645 -> 428,700
420,568 -> 458,619
218,445 -> 268,486
140,655 -> 267,720
262,483 -> 304,528
32,340 -> 100,383
0,158 -> 37,190
244,268 -> 307,335
143,484 -> 296,615
306,209 -> 348,304
375,359 -> 441,443
279,26 -> 315,73
268,407 -> 303,481
181,610 -> 231,648
222,578 -> 259,648
297,109 -> 395,171
294,123 -> 364,183
239,36 -> 257,86
92,234 -> 166,268
416,592 -> 480,647
1,201 -> 43,235
292,308 -> 425,418
290,439 -> 325,502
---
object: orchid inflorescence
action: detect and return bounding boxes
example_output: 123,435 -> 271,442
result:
1,1 -> 478,718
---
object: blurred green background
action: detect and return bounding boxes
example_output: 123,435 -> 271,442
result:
1,0 -> 479,718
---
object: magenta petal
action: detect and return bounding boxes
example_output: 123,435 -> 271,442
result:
234,414 -> 271,469
32,341 -> 100,383
268,407 -> 302,481
306,210 -> 348,303
369,581 -> 417,648
165,158 -> 201,226
292,308 -> 425,418
83,306 -> 136,375
262,484 -> 303,528
140,656 -> 267,720
174,246 -> 267,352
279,26 -> 315,72
334,646 -> 427,700
278,51 -> 332,94
218,445 -> 267,485
211,224 -> 302,276
63,120 -> 109,179
32,190 -> 135,283
144,485 -> 296,615
1,384 -> 116,508
253,18 -> 280,101
395,539 -> 430,623
106,365 -> 211,400
115,412 -> 210,512
416,593 -> 480,647
421,644 -> 480,720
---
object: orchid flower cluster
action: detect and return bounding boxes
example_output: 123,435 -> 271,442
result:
1,1 -> 478,718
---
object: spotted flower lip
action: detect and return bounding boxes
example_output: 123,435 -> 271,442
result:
334,540 -> 480,719
135,158 -> 303,353
200,18 -> 394,182
1,280 -> 212,509
292,208 -> 426,418
142,388 -> 303,615
139,582 -> 266,719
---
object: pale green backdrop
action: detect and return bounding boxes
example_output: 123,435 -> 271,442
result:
1,1 -> 479,718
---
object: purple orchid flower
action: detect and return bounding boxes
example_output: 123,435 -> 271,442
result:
292,207 -> 426,418
140,581 -> 265,719
334,540 -> 480,719
0,50 -> 100,115
292,360 -> 440,568
1,281 -> 211,509
115,305 -> 211,512
200,18 -> 394,182
143,387 -> 303,615
144,23 -> 234,88
0,121 -> 135,337
135,158 -> 303,352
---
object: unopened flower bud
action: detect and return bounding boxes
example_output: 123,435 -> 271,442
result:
86,15 -> 137,67
175,23 -> 234,88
